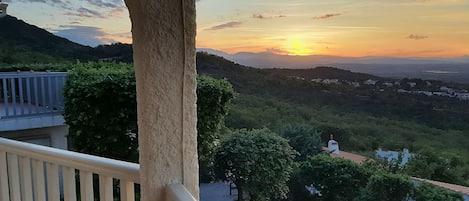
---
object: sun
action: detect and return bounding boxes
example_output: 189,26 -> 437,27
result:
285,38 -> 313,56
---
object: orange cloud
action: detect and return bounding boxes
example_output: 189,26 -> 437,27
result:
407,34 -> 429,40
312,13 -> 341,20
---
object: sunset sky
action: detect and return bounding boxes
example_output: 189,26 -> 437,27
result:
4,0 -> 469,57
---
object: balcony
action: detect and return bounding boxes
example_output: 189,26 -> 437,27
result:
0,71 -> 66,132
0,137 -> 196,201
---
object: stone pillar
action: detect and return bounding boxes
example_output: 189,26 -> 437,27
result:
123,0 -> 198,200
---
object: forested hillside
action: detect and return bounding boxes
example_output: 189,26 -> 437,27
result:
196,52 -> 469,186
0,15 -> 132,64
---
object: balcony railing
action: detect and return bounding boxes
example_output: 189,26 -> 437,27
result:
0,71 -> 67,119
0,137 -> 140,201
0,137 -> 198,201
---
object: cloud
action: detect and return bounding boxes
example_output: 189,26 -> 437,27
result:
251,13 -> 287,19
312,13 -> 341,20
5,0 -> 71,10
407,34 -> 429,40
64,7 -> 106,18
266,48 -> 289,55
206,21 -> 242,31
54,25 -> 125,47
86,0 -> 123,9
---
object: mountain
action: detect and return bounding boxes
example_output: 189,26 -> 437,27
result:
198,48 -> 469,68
0,15 -> 132,64
197,48 -> 469,83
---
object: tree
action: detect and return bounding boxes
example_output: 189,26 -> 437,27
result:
298,154 -> 370,201
196,75 -> 234,182
406,151 -> 468,185
355,173 -> 413,201
214,129 -> 296,201
279,124 -> 323,160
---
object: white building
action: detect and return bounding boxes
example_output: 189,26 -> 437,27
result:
383,82 -> 393,87
456,93 -> 469,100
440,86 -> 455,94
375,148 -> 413,166
322,79 -> 339,84
407,82 -> 417,88
364,79 -> 378,85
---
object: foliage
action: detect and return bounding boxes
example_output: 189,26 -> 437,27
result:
196,75 -> 234,182
214,129 -> 296,201
297,154 -> 370,201
279,124 -> 323,160
63,62 -> 138,162
406,151 -> 469,186
412,182 -> 463,201
355,173 -> 413,201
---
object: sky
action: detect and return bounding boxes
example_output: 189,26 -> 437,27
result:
3,0 -> 469,57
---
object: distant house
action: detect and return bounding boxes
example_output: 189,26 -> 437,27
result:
383,82 -> 393,87
311,78 -> 322,83
351,82 -> 360,87
455,93 -> 469,100
364,79 -> 378,85
407,82 -> 417,88
375,148 -> 413,166
440,86 -> 455,94
322,79 -> 340,84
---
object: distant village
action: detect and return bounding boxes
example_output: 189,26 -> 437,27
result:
307,77 -> 469,101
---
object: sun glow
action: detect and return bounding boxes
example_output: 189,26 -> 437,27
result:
284,37 -> 313,56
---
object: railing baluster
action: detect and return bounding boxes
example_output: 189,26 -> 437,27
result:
48,75 -> 53,113
2,78 -> 8,117
9,78 -> 17,116
0,151 -> 10,201
121,180 -> 135,201
26,77 -> 32,115
32,159 -> 46,201
80,171 -> 94,201
40,76 -> 46,113
63,166 -> 77,201
34,76 -> 39,114
46,163 -> 60,201
18,77 -> 25,116
7,153 -> 21,201
54,76 -> 60,111
100,175 -> 113,201
19,156 -> 33,201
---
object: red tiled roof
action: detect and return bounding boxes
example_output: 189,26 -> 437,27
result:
323,147 -> 469,194
412,177 -> 469,195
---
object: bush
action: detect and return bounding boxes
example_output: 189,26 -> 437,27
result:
214,129 -> 296,201
63,62 -> 138,162
197,75 -> 234,182
298,154 -> 370,201
355,173 -> 413,201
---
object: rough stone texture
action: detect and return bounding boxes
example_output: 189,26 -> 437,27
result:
124,0 -> 198,200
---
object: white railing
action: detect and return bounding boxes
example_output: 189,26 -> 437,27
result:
166,184 -> 197,201
0,71 -> 67,119
0,137 -> 140,201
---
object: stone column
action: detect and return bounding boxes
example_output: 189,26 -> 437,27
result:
124,0 -> 198,200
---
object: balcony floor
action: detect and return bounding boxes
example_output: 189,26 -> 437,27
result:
0,103 -> 58,118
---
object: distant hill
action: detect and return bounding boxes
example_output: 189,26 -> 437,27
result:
196,52 -> 469,131
198,48 -> 469,84
0,15 -> 132,64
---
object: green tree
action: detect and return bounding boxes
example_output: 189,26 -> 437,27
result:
196,75 -> 234,182
355,173 -> 413,201
64,62 -> 138,162
298,154 -> 370,201
406,151 -> 468,185
279,124 -> 323,160
214,129 -> 296,201
412,182 -> 463,201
